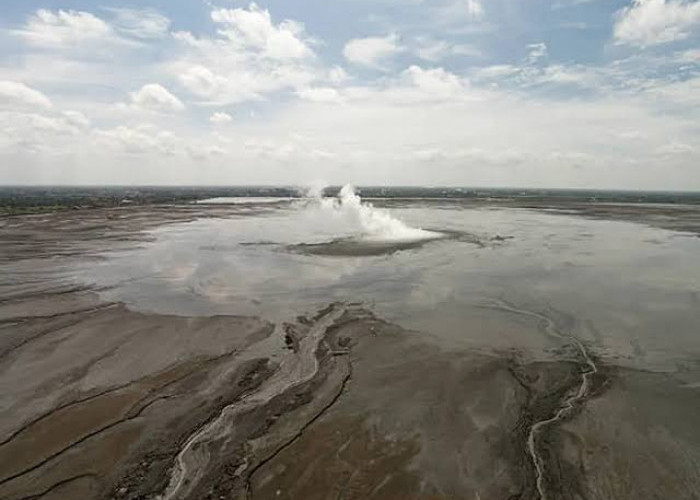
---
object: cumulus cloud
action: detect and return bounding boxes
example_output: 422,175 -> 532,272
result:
2,1 -> 699,188
93,124 -> 226,160
402,66 -> 466,99
326,65 -> 473,106
343,34 -> 402,68
0,81 -> 52,109
129,84 -> 185,113
210,112 -> 233,124
614,0 -> 700,47
210,3 -> 314,60
170,4 -> 318,105
178,65 -> 232,100
174,57 -> 314,104
0,111 -> 89,153
13,9 -> 116,47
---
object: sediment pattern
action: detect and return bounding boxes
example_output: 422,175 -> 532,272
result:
159,305 -> 348,500
3,205 -> 700,500
484,300 -> 600,500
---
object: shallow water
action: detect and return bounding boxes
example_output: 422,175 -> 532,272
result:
75,199 -> 700,372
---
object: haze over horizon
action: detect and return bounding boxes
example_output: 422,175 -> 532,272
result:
0,0 -> 699,189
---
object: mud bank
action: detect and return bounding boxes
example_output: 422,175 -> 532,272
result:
3,287 -> 699,500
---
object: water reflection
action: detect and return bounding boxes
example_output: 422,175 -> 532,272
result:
75,203 -> 700,371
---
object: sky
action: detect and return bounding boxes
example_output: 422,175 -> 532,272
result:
0,0 -> 698,189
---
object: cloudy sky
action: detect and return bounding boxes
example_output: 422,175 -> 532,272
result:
0,0 -> 698,189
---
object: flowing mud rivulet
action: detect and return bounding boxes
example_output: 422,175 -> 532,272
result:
2,190 -> 700,500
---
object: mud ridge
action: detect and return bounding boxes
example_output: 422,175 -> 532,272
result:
17,473 -> 97,500
0,348 -> 243,486
158,305 -> 347,500
245,365 -> 353,499
0,302 -> 118,324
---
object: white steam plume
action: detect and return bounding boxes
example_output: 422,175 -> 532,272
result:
316,184 -> 441,242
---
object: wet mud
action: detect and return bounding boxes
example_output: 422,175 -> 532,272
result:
1,204 -> 700,500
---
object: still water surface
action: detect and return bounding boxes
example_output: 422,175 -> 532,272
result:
76,199 -> 700,372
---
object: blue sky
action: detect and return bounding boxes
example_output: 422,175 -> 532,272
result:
0,0 -> 698,188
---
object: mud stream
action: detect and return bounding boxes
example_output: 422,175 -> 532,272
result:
159,306 -> 347,500
485,300 -> 599,500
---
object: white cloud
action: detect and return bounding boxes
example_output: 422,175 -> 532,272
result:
1,1 -> 699,188
466,0 -> 485,18
178,65 -> 232,100
297,87 -> 343,103
402,66 -> 466,98
14,9 -> 115,47
614,0 -> 700,47
170,4 -> 319,105
414,37 -> 483,62
343,34 -> 402,68
526,42 -> 548,64
537,65 -> 597,85
185,142 -> 226,160
106,8 -> 171,39
656,140 -> 696,155
644,75 -> 700,106
62,110 -> 90,128
414,38 -> 451,62
408,146 -> 522,166
210,112 -> 233,124
0,111 -> 87,153
433,0 -> 486,25
333,66 -> 473,106
210,3 -> 314,60
129,84 -> 185,113
0,81 -> 52,109
243,136 -> 336,162
96,124 -> 178,155
174,57 -> 314,104
472,64 -> 520,80
329,66 -> 350,84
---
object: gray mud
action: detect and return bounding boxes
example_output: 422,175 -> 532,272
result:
1,203 -> 700,500
285,230 -> 482,257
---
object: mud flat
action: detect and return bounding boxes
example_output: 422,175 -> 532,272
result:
375,197 -> 700,238
1,205 -> 700,500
